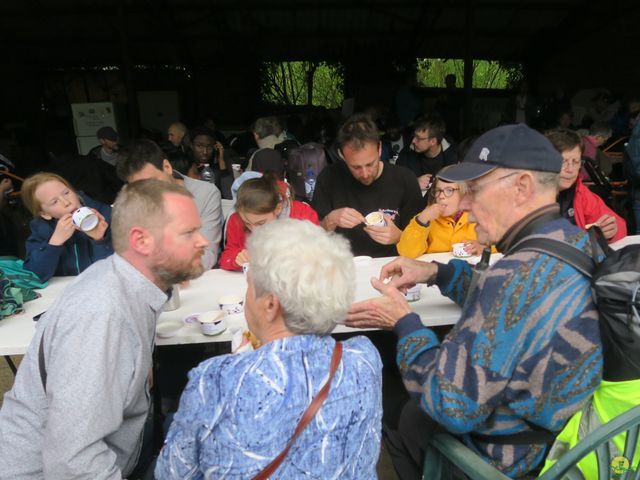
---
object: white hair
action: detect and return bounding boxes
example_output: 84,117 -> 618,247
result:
247,219 -> 355,335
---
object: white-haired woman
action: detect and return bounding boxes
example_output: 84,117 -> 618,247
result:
155,219 -> 383,479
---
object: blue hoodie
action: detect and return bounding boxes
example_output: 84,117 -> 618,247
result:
23,193 -> 114,282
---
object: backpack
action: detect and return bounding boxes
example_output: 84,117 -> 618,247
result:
286,142 -> 327,201
513,228 -> 640,381
250,148 -> 286,179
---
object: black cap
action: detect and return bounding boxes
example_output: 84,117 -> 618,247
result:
438,124 -> 563,183
96,126 -> 118,142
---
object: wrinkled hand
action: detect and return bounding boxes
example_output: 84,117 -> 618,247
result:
236,249 -> 250,266
49,214 -> 76,245
85,210 -> 109,241
418,174 -> 432,191
593,214 -> 617,240
324,207 -> 365,230
346,277 -> 412,329
364,214 -> 402,245
379,256 -> 437,291
417,203 -> 445,225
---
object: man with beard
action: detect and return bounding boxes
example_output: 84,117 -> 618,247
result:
0,179 -> 208,479
312,114 -> 423,257
117,139 -> 223,269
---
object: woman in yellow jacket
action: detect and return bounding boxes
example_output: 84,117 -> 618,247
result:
397,174 -> 484,258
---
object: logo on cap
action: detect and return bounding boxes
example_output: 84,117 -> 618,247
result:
479,147 -> 490,161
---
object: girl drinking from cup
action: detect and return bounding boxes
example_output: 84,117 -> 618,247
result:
220,175 -> 319,271
397,168 -> 485,258
21,173 -> 113,281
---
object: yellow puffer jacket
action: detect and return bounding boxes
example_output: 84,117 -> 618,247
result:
396,211 -> 478,258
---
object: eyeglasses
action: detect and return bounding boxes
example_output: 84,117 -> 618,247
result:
431,186 -> 459,198
413,134 -> 432,142
562,158 -> 582,169
467,171 -> 520,198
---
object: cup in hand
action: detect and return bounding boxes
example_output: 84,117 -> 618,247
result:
219,294 -> 244,314
365,211 -> 386,227
72,206 -> 99,231
452,242 -> 471,258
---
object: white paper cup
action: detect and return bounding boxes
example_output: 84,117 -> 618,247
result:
219,294 -> 244,314
452,242 -> 471,258
403,284 -> 421,302
198,310 -> 227,336
365,211 -> 386,227
72,206 -> 99,231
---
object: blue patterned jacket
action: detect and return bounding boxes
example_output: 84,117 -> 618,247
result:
155,334 -> 383,479
394,214 -> 603,477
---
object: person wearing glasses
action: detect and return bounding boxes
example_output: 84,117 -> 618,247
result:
396,115 -> 457,192
347,124 -> 602,479
545,128 -> 626,242
397,169 -> 485,258
219,175 -> 319,271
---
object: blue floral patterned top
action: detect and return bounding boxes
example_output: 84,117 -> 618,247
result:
155,334 -> 383,479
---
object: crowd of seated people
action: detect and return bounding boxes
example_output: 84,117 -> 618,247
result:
1,93 -> 638,480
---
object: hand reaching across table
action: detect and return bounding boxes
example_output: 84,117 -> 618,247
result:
378,256 -> 438,292
346,277 -> 412,329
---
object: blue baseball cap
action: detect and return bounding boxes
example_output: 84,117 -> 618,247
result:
438,124 -> 563,183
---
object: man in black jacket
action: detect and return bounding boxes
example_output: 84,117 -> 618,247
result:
396,115 -> 457,193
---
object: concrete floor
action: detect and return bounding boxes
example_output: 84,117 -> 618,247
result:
0,355 -> 399,479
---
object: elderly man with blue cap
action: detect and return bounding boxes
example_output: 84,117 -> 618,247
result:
347,124 -> 603,478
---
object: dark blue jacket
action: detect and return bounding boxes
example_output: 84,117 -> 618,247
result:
23,194 -> 113,282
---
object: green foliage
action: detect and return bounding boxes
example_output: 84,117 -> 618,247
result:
416,58 -> 523,89
261,61 -> 344,108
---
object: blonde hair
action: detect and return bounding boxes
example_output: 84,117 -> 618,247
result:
111,179 -> 193,253
21,172 -> 76,218
428,177 -> 468,206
